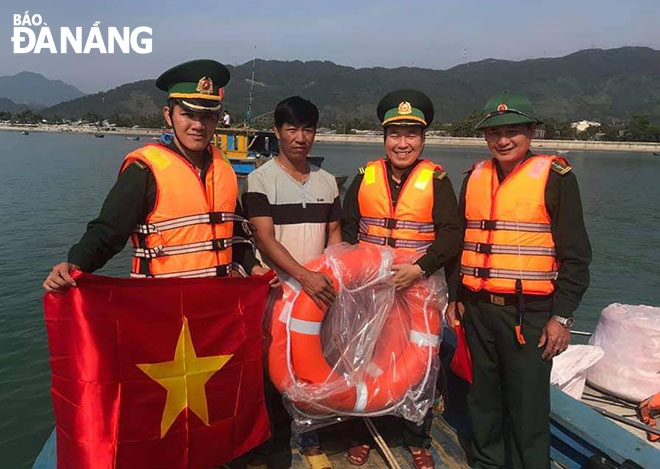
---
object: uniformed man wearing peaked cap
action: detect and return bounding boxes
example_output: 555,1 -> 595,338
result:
376,88 -> 435,127
446,90 -> 592,468
44,59 -> 269,290
156,59 -> 230,112
341,90 -> 461,469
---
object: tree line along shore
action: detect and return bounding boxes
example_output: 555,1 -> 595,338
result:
2,123 -> 659,153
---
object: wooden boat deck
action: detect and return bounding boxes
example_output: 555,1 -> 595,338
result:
580,385 -> 650,442
228,405 -> 471,469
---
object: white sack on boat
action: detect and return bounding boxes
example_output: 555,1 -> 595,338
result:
587,303 -> 660,403
551,344 -> 604,399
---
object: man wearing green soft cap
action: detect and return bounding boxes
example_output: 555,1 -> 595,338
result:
446,91 -> 591,468
44,59 -> 270,289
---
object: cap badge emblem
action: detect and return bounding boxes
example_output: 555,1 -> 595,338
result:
196,77 -> 213,94
497,103 -> 508,112
398,101 -> 412,115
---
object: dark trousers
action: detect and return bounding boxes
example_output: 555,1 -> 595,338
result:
402,410 -> 434,448
463,299 -> 552,469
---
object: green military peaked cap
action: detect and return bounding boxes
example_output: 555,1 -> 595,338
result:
474,90 -> 541,130
156,59 -> 230,112
377,89 -> 434,128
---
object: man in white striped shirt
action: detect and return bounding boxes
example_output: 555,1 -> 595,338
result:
243,96 -> 341,468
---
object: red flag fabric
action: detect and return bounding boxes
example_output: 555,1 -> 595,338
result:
450,320 -> 473,384
44,271 -> 273,469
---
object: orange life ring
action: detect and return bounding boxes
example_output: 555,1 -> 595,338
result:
267,244 -> 442,415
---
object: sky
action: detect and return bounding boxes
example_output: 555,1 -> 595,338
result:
2,0 -> 660,93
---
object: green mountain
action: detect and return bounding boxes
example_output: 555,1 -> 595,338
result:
42,47 -> 660,125
44,80 -> 166,119
0,97 -> 30,113
0,71 -> 84,107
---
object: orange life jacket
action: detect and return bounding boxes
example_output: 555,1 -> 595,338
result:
357,159 -> 440,252
638,393 -> 660,442
120,143 -> 248,278
460,155 -> 561,295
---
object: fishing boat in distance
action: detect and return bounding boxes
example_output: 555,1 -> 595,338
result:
125,136 -> 140,141
19,130 -> 29,135
214,126 -> 324,176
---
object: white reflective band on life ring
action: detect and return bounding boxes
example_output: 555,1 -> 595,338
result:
409,330 -> 440,347
283,277 -> 301,292
366,362 -> 384,378
289,318 -> 322,335
278,301 -> 294,323
353,381 -> 368,412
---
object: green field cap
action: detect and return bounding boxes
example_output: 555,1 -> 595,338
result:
156,59 -> 230,112
474,90 -> 541,130
377,89 -> 434,128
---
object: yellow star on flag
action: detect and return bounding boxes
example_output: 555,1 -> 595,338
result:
136,318 -> 233,437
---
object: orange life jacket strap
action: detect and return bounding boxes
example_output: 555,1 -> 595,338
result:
463,242 -> 556,257
359,216 -> 435,233
134,211 -> 247,235
133,236 -> 252,259
466,219 -> 551,233
460,265 -> 558,281
358,232 -> 432,251
130,262 -> 244,279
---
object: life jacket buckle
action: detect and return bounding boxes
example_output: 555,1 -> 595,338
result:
476,243 -> 492,254
480,220 -> 497,230
209,211 -> 226,224
212,238 -> 230,250
384,218 -> 397,229
474,267 -> 491,278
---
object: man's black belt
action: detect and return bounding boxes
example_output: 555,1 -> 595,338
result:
462,289 -> 552,307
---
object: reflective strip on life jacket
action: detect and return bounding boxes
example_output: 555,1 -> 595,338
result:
460,265 -> 558,281
463,242 -> 556,256
129,262 -> 244,279
359,216 -> 435,233
134,211 -> 246,234
465,220 -> 552,233
358,232 -> 432,252
132,236 -> 252,259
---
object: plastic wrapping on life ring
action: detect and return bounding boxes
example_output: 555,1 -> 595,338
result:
265,243 -> 446,431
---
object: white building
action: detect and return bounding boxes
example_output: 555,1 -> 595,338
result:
571,120 -> 601,132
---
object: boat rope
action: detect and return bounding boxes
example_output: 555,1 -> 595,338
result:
364,417 -> 401,469
587,405 -> 660,436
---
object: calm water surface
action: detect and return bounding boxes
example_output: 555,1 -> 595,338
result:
1,132 -> 659,467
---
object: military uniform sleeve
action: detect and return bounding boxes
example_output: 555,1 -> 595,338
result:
232,198 -> 258,274
341,173 -> 363,244
67,163 -> 155,272
415,176 -> 461,277
546,171 -> 592,317
446,174 -> 469,302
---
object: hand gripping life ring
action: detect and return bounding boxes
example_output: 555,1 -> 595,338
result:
267,244 -> 442,415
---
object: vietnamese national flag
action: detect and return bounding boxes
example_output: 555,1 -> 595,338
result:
44,271 -> 272,469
